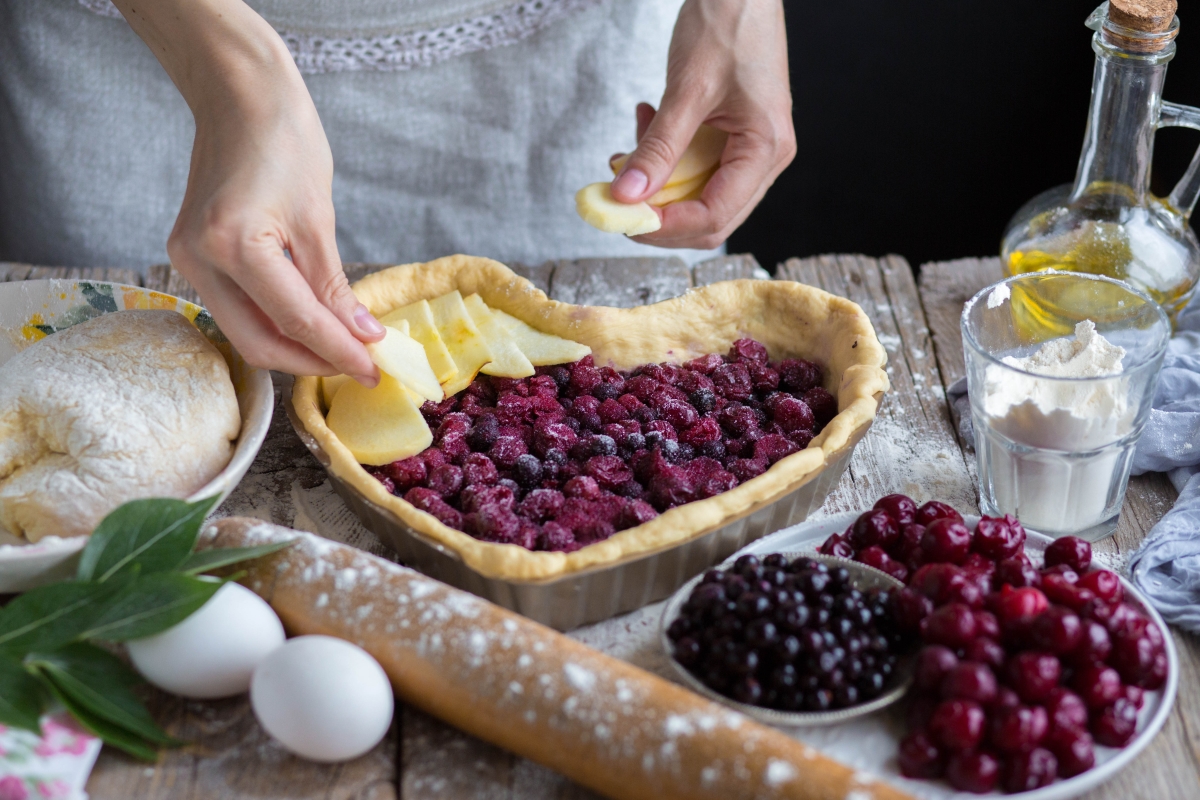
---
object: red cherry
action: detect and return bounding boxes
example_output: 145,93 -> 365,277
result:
1070,664 -> 1122,708
1045,687 -> 1089,734
996,586 -> 1050,630
945,750 -> 1000,793
961,552 -> 997,577
1044,536 -> 1092,573
818,532 -> 854,558
922,603 -> 978,648
874,493 -> 917,526
915,500 -> 963,527
1000,747 -> 1058,792
929,699 -> 987,750
910,563 -> 967,604
989,704 -> 1048,753
915,645 -> 959,693
1122,684 -> 1145,709
972,514 -> 1026,560
854,546 -> 908,581
974,610 -> 1000,640
849,509 -> 898,551
941,661 -> 999,704
906,693 -> 938,730
897,730 -> 945,779
1031,606 -> 1084,654
964,636 -> 1007,669
896,523 -> 927,561
990,686 -> 1021,713
921,518 -> 972,565
1041,574 -> 1096,612
1041,563 -> 1080,583
1005,652 -> 1061,704
995,555 -> 1042,590
1143,652 -> 1168,691
1077,568 -> 1123,605
1091,697 -> 1139,747
1100,602 -> 1144,635
889,587 -> 934,633
1046,727 -> 1095,777
1068,618 -> 1112,666
1111,622 -> 1165,686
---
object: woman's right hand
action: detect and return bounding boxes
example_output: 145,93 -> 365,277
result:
115,0 -> 382,383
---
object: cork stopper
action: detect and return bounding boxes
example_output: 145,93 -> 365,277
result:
1109,0 -> 1177,33
1103,0 -> 1179,54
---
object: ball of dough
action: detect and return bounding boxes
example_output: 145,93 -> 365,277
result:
0,309 -> 241,541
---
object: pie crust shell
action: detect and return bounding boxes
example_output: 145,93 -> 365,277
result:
293,255 -> 890,582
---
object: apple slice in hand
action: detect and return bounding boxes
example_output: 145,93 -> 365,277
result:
491,308 -> 592,366
326,374 -> 433,466
462,294 -> 535,378
366,326 -> 444,402
429,290 -> 495,397
610,124 -> 728,188
575,183 -> 661,236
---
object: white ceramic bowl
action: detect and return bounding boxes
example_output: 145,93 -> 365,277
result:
716,511 -> 1179,800
0,279 -> 273,591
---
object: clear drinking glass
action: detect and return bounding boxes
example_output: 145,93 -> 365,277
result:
962,272 -> 1170,541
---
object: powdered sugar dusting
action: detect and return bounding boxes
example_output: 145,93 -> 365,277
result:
765,759 -> 797,786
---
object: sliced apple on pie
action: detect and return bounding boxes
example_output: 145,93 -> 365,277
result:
428,290 -> 494,397
462,293 -> 535,379
325,373 -> 432,466
378,300 -> 458,385
491,308 -> 592,366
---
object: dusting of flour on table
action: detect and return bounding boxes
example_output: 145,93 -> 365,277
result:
981,320 -> 1132,532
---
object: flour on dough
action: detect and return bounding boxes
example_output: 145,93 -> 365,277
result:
0,309 -> 241,541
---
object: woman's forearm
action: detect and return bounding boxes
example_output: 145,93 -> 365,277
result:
110,0 -> 302,117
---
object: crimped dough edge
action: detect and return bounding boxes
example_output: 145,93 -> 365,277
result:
293,255 -> 890,582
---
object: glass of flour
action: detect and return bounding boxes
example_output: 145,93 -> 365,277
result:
962,272 -> 1170,541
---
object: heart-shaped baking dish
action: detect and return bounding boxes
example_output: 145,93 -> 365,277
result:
290,255 -> 889,627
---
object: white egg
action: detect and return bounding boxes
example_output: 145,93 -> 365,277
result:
250,635 -> 394,762
127,581 -> 285,699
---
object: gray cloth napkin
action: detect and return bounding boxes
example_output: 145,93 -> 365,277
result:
945,298 -> 1200,632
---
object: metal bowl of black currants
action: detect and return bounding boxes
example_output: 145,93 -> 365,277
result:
661,552 -> 915,726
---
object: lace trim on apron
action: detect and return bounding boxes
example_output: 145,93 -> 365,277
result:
75,0 -> 600,73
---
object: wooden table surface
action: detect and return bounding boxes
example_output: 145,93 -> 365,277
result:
2,254 -> 1197,799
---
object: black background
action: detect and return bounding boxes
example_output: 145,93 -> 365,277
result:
727,1 -> 1200,272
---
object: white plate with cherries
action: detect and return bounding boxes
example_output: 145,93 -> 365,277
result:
663,496 -> 1177,799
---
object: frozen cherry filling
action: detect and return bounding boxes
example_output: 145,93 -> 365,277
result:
667,554 -> 906,712
824,499 -> 1168,792
366,339 -> 829,552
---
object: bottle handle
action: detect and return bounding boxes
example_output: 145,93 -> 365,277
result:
1161,101 -> 1200,218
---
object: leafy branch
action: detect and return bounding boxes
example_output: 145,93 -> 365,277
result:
0,498 -> 292,759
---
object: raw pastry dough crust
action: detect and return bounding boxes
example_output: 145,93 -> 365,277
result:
293,256 -> 889,582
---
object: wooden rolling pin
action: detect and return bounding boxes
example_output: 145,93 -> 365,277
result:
204,517 -> 911,800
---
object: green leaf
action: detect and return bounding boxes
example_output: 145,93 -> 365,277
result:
77,496 -> 220,583
26,643 -> 177,746
0,581 -> 122,653
0,652 -> 45,733
35,673 -> 159,761
179,540 -> 295,575
81,572 -> 223,643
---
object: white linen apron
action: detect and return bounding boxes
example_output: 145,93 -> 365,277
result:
0,0 -> 716,272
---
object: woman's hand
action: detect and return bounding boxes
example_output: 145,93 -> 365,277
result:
610,0 -> 795,250
114,0 -> 382,382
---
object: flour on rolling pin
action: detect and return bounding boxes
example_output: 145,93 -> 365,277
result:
202,518 -> 912,800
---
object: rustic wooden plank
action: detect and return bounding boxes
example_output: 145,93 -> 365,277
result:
692,253 -> 769,286
508,261 -> 555,294
142,263 -> 201,304
398,257 -> 690,800
779,254 -> 978,515
917,257 -> 1200,798
0,264 -> 141,285
87,693 -> 398,800
0,262 -> 34,281
548,257 -> 691,307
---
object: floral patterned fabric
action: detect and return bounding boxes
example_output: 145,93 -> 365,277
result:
0,715 -> 100,800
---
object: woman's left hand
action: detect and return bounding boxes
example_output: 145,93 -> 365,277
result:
610,0 -> 795,250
